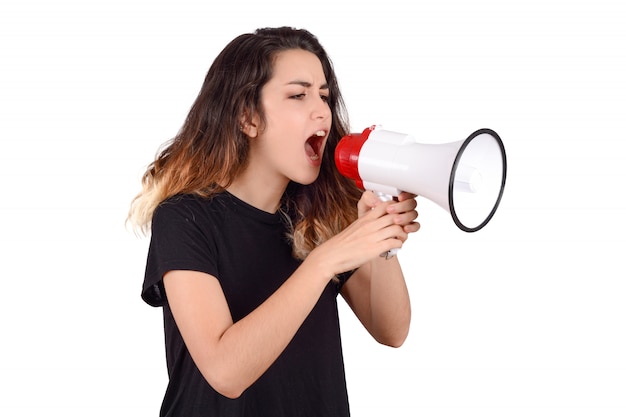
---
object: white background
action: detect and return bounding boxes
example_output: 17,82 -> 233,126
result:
1,0 -> 624,416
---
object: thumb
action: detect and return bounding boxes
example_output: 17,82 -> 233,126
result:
357,190 -> 385,217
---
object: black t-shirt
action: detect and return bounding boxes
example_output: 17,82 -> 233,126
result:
142,192 -> 351,417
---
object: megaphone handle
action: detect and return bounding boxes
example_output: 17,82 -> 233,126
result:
373,191 -> 399,259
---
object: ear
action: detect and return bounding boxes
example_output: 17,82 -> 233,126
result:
240,112 -> 260,138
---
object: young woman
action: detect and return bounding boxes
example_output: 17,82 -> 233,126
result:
128,26 -> 420,416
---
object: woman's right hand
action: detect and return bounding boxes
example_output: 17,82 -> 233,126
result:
306,196 -> 407,279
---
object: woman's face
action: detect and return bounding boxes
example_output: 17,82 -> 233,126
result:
247,48 -> 332,187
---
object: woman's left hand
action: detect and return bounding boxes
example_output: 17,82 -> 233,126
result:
357,191 -> 420,237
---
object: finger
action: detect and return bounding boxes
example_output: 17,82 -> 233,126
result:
397,192 -> 418,202
373,222 -> 408,245
403,221 -> 421,233
387,209 -> 420,233
399,205 -> 418,220
387,196 -> 417,214
357,190 -> 384,216
361,207 -> 400,233
365,190 -> 385,206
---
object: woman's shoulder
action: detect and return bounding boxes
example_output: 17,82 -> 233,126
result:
160,192 -> 208,207
154,193 -> 227,223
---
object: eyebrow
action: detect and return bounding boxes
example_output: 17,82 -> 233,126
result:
287,80 -> 330,90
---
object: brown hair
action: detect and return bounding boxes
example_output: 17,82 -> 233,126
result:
128,27 -> 361,259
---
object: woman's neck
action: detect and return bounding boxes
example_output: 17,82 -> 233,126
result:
226,174 -> 287,214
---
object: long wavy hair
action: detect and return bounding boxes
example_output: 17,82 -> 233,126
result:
127,27 -> 362,260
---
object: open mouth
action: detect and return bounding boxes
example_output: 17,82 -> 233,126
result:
305,130 -> 326,161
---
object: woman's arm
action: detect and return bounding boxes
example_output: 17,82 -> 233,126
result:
163,261 -> 329,399
340,192 -> 420,347
163,200 -> 409,399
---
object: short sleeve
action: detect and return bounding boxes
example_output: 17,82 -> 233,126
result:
335,269 -> 356,292
141,197 -> 219,307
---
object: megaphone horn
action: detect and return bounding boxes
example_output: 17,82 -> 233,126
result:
335,125 -> 507,232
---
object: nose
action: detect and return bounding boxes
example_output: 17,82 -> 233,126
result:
312,96 -> 331,120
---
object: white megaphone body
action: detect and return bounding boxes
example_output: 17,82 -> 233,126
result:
335,125 -> 507,236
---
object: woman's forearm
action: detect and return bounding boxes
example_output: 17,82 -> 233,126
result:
368,255 -> 412,346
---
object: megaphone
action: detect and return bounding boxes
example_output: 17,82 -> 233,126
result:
335,125 -> 507,233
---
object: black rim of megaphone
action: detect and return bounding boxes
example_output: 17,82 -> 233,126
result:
448,128 -> 507,232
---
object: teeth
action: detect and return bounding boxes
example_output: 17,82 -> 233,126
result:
315,130 -> 325,137
310,154 -> 319,161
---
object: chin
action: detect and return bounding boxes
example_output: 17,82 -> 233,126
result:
295,178 -> 318,186
293,170 -> 321,186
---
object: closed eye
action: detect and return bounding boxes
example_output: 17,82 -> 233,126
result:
289,93 -> 330,103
